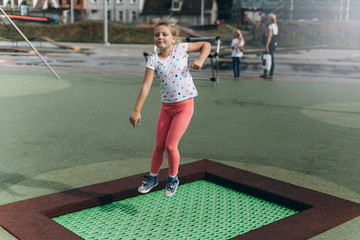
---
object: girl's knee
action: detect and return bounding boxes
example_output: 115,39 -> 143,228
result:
154,143 -> 165,152
165,143 -> 178,154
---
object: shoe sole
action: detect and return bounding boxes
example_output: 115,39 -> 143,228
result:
138,182 -> 158,194
164,180 -> 179,197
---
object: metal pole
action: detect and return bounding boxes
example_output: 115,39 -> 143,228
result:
289,0 -> 294,21
0,7 -> 61,80
200,0 -> 204,25
215,36 -> 220,85
345,0 -> 350,21
70,0 -> 74,23
103,0 -> 109,45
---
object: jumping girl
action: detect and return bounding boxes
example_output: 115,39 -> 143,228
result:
129,17 -> 211,197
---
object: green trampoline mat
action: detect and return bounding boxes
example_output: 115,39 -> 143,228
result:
52,180 -> 300,239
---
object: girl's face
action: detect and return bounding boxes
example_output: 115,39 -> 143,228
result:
154,25 -> 176,50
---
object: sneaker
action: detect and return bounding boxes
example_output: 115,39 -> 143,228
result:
138,175 -> 158,194
164,176 -> 179,197
259,74 -> 267,78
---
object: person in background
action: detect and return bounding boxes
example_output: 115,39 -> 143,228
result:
260,13 -> 278,79
231,29 -> 245,80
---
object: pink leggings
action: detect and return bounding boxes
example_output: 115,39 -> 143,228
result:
150,98 -> 194,176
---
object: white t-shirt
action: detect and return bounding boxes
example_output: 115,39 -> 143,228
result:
146,43 -> 198,103
269,23 -> 278,36
231,39 -> 245,57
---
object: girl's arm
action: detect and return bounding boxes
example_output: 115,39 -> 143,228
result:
266,28 -> 273,52
188,42 -> 212,70
129,68 -> 155,127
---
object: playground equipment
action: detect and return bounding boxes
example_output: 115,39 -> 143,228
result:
0,7 -> 60,80
186,36 -> 221,86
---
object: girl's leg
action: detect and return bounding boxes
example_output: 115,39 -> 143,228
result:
150,106 -> 172,174
232,57 -> 237,78
269,52 -> 275,76
233,57 -> 240,78
165,99 -> 194,176
238,57 -> 241,77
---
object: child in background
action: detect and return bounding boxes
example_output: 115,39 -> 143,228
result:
129,17 -> 211,197
231,30 -> 245,80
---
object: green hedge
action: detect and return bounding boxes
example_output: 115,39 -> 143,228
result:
0,21 -> 154,44
1,20 -> 360,49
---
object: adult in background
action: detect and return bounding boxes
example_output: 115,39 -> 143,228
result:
260,13 -> 278,79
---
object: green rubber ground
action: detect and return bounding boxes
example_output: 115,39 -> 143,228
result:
52,180 -> 299,240
1,54 -> 360,239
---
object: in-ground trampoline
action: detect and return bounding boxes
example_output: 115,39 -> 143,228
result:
0,160 -> 359,240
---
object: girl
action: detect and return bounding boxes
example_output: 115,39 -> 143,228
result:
260,13 -> 278,79
129,17 -> 211,197
231,29 -> 245,80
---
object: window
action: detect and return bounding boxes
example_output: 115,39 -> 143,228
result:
130,0 -> 136,4
172,0 -> 182,11
174,1 -> 179,9
91,10 -> 98,20
119,11 -> 123,22
132,11 -> 137,21
116,0 -> 123,4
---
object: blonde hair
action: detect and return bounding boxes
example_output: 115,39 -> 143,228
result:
153,17 -> 180,39
233,29 -> 244,47
268,13 -> 277,24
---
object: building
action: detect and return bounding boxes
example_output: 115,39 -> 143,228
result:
0,0 -> 141,24
232,0 -> 360,22
86,0 -> 140,23
1,0 -> 43,12
1,0 -> 64,22
140,0 -> 218,25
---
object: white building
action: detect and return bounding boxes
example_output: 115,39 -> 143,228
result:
86,0 -> 140,23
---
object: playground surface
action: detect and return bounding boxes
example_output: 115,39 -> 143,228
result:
0,42 -> 359,239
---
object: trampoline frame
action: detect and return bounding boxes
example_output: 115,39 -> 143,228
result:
0,159 -> 359,240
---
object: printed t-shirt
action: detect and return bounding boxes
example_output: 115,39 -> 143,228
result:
146,43 -> 198,103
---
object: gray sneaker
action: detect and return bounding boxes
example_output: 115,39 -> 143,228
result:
138,175 -> 158,194
164,176 -> 179,197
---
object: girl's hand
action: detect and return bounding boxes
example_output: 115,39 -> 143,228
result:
188,42 -> 211,69
189,59 -> 204,70
129,111 -> 141,127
